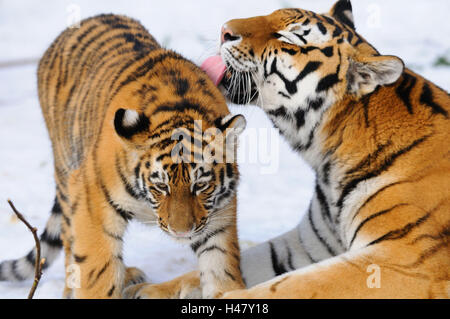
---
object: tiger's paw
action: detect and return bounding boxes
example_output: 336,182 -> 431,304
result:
124,267 -> 147,288
123,282 -> 202,299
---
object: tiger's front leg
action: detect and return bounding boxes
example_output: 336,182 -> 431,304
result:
67,177 -> 130,299
192,209 -> 245,298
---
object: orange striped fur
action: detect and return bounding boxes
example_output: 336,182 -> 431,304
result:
131,1 -> 449,299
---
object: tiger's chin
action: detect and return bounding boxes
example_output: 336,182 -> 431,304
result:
219,67 -> 259,105
159,226 -> 207,244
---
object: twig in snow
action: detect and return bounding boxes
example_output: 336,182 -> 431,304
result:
7,199 -> 45,299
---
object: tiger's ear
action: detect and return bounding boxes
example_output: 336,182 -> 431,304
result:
217,114 -> 247,139
329,0 -> 355,30
347,55 -> 404,96
114,108 -> 150,142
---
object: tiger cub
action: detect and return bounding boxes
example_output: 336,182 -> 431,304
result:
0,14 -> 245,299
128,0 -> 450,298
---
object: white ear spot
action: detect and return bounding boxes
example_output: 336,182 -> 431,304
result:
122,109 -> 140,127
342,10 -> 354,26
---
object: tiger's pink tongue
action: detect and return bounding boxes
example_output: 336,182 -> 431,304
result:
201,55 -> 226,86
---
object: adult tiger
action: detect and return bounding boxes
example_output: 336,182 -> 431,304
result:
0,14 -> 246,299
127,0 -> 450,298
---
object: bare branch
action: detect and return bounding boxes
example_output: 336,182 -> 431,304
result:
7,199 -> 45,299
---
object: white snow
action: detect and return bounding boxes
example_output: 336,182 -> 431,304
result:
0,0 -> 449,298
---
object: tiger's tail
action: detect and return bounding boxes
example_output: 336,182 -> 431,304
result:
0,198 -> 63,281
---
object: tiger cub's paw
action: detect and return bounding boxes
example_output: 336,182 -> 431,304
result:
124,267 -> 147,288
123,282 -> 202,299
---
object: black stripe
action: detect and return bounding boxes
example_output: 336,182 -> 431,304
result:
11,260 -> 26,281
337,135 -> 429,209
322,161 -> 331,184
320,46 -> 334,58
226,163 -> 234,178
40,229 -> 63,248
285,241 -> 295,270
315,184 -> 332,222
51,197 -> 62,215
309,97 -> 324,111
191,227 -> 227,252
420,82 -> 449,118
93,261 -> 111,284
26,251 -> 35,266
298,231 -> 316,263
316,22 -> 327,35
332,25 -> 343,38
110,51 -> 182,100
197,245 -> 226,256
115,156 -> 144,200
317,73 -> 340,92
99,179 -> 134,222
269,58 -> 322,95
308,207 -> 337,256
0,263 -> 4,280
107,285 -> 116,297
219,167 -> 225,186
360,91 -> 372,127
153,99 -> 211,120
74,254 -> 87,263
269,242 -> 288,276
345,140 -> 393,175
293,33 -> 307,45
281,48 -> 298,56
224,270 -> 236,281
294,109 -> 305,128
349,204 -> 408,247
351,182 -> 405,223
103,227 -> 124,241
367,212 -> 431,247
396,73 -> 417,114
268,106 -> 288,118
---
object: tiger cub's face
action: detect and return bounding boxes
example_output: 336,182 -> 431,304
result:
114,109 -> 246,242
219,1 -> 404,118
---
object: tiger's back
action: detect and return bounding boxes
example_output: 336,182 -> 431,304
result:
38,14 -> 160,174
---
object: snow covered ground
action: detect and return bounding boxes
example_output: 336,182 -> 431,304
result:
0,0 -> 449,298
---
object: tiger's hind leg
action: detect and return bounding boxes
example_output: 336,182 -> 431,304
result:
223,203 -> 450,299
0,196 -> 63,282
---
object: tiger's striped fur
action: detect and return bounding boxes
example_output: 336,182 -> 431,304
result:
0,14 -> 245,299
128,1 -> 450,299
